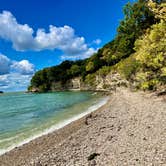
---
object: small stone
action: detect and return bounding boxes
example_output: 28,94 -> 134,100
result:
87,153 -> 100,161
117,126 -> 122,131
36,161 -> 42,166
107,135 -> 115,141
89,160 -> 97,166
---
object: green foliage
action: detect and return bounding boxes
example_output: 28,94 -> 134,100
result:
101,0 -> 157,66
39,84 -> 49,92
85,74 -> 96,87
139,79 -> 160,90
86,61 -> 95,72
68,64 -> 81,76
115,55 -> 140,80
29,0 -> 164,92
97,66 -> 111,77
161,67 -> 166,77
85,53 -> 106,73
134,19 -> 166,90
148,1 -> 166,21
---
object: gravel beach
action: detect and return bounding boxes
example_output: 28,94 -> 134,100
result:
0,88 -> 166,166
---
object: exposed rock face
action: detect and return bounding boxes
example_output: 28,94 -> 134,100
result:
96,73 -> 128,91
51,82 -> 64,91
30,88 -> 40,93
51,77 -> 81,91
50,73 -> 128,92
66,77 -> 81,90
30,73 -> 129,92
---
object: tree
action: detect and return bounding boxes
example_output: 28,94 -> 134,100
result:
134,20 -> 166,90
148,0 -> 166,21
86,61 -> 94,72
68,64 -> 81,76
101,0 -> 157,67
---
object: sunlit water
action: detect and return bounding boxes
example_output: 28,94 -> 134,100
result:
0,91 -> 108,155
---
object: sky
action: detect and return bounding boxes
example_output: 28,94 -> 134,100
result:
0,0 -> 136,92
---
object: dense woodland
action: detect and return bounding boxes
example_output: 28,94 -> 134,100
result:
28,0 -> 166,92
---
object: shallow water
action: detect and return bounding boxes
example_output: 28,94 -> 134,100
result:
0,91 -> 107,155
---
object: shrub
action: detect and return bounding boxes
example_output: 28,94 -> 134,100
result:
115,55 -> 140,80
85,74 -> 96,86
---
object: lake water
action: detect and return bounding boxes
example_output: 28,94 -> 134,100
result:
0,91 -> 108,155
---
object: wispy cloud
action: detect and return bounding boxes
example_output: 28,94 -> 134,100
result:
92,39 -> 102,45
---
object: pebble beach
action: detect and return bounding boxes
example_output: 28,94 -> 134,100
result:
0,88 -> 166,166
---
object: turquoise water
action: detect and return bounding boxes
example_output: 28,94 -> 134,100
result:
0,91 -> 107,155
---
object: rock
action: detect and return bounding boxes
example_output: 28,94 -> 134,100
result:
89,160 -> 97,166
143,137 -> 147,141
30,88 -> 40,93
87,153 -> 100,161
36,161 -> 42,166
156,89 -> 166,96
85,113 -> 93,125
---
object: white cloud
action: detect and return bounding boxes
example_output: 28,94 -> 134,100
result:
0,73 -> 32,92
0,11 -> 98,59
11,60 -> 35,75
92,39 -> 102,45
0,54 -> 11,74
0,54 -> 35,75
0,53 -> 35,91
61,47 -> 96,60
0,11 -> 35,51
35,25 -> 75,50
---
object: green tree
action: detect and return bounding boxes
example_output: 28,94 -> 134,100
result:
134,20 -> 166,90
68,64 -> 81,76
86,61 -> 94,72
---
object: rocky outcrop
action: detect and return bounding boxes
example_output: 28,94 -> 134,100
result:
29,88 -> 40,93
96,73 -> 128,91
51,82 -> 64,91
30,72 -> 128,92
65,77 -> 81,90
52,72 -> 129,92
51,77 -> 82,91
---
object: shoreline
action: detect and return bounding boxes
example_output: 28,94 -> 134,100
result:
0,95 -> 109,156
0,95 -> 110,156
0,88 -> 165,165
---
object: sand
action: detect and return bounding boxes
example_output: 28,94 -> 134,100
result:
0,88 -> 166,166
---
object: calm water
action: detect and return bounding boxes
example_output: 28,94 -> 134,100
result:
0,91 -> 107,154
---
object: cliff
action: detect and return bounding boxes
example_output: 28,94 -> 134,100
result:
45,73 -> 128,92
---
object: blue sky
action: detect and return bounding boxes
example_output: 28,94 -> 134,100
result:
0,0 -> 136,91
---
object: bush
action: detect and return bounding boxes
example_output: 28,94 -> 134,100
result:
97,66 -> 111,77
134,20 -> 166,90
85,74 -> 96,86
115,55 -> 140,80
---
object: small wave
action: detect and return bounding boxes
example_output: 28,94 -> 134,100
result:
0,135 -> 20,143
0,96 -> 109,156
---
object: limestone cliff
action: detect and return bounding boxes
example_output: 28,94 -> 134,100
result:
48,73 -> 128,92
